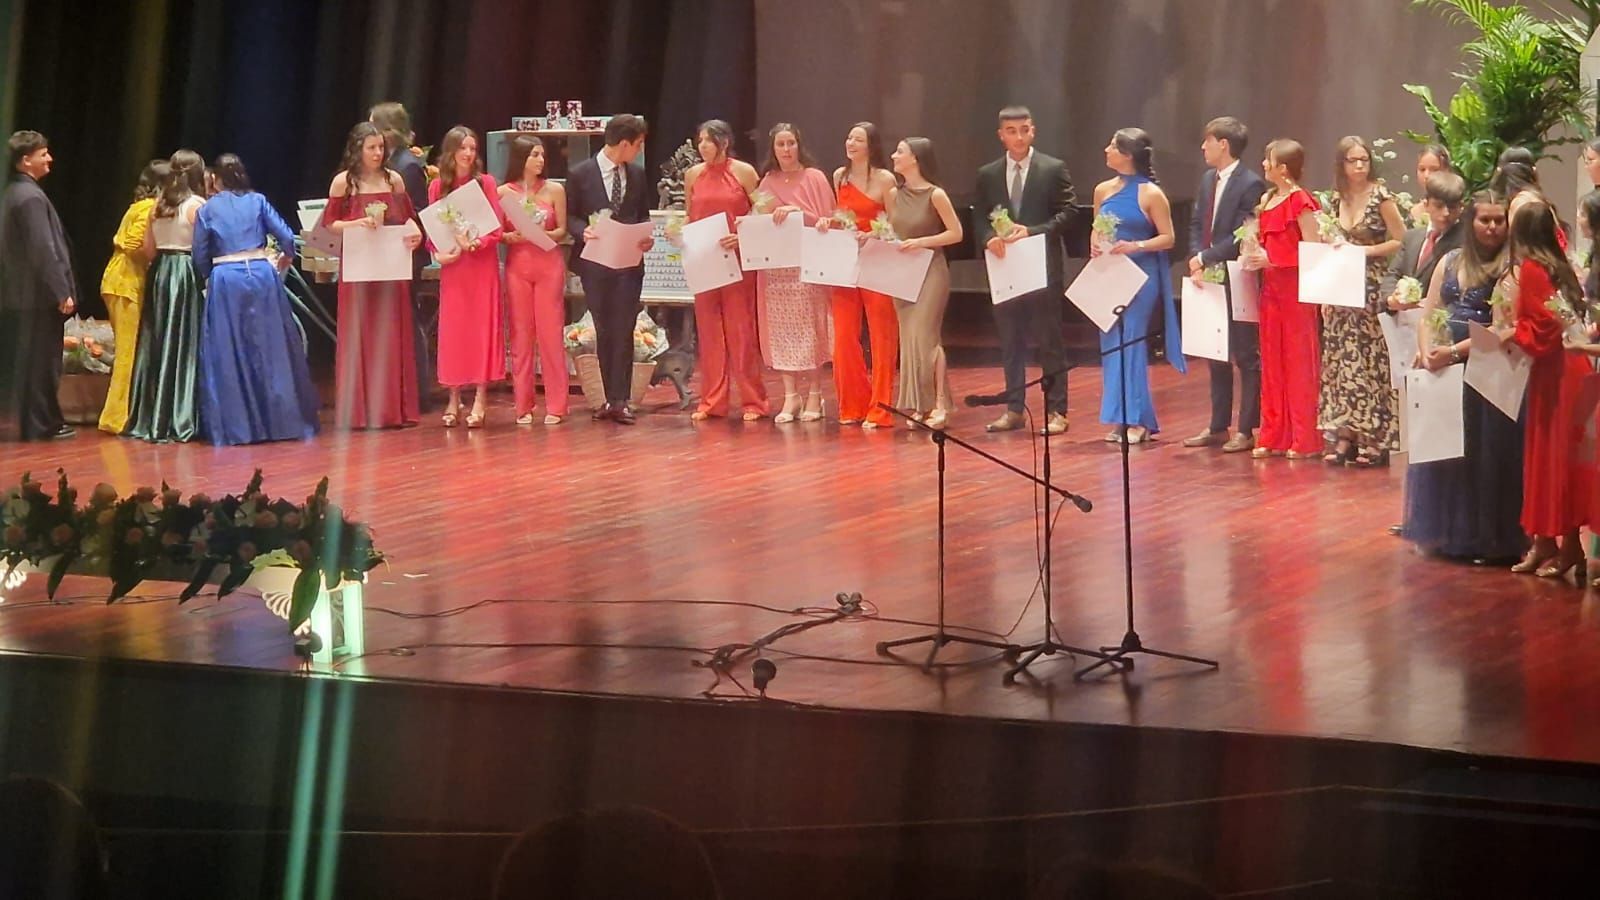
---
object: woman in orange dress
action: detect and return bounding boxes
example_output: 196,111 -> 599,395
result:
817,122 -> 899,429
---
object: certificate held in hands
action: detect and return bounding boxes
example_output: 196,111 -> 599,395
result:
856,238 -> 933,302
580,216 -> 656,270
1298,242 -> 1366,308
341,220 -> 420,283
1180,277 -> 1230,362
736,213 -> 802,270
984,233 -> 1048,305
1464,320 -> 1533,419
1405,364 -> 1465,463
1066,254 -> 1148,333
502,197 -> 558,251
419,179 -> 502,253
679,214 -> 745,293
799,227 -> 860,287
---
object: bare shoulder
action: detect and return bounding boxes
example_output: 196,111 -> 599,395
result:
1093,177 -> 1121,199
546,180 -> 566,199
871,169 -> 897,190
387,171 -> 405,192
329,171 -> 349,195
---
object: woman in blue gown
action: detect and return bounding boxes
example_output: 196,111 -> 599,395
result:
191,155 -> 320,446
1402,193 -> 1527,562
1093,128 -> 1185,443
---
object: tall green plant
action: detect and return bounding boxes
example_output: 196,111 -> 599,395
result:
1404,0 -> 1594,189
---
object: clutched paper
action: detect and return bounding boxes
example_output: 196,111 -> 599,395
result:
1298,242 -> 1366,308
799,228 -> 860,287
419,179 -> 502,254
736,213 -> 803,270
1463,321 -> 1532,420
1226,261 -> 1259,323
1180,278 -> 1229,363
340,220 -> 420,283
855,238 -> 933,302
1405,364 -> 1465,463
679,214 -> 745,293
303,222 -> 341,258
1066,254 -> 1147,333
1377,308 -> 1422,391
502,197 -> 558,251
984,233 -> 1048,305
580,216 -> 656,270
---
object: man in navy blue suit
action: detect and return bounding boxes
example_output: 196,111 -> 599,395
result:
1182,117 -> 1268,454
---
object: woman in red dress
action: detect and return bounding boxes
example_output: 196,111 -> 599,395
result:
1502,200 -> 1592,581
818,122 -> 899,429
499,136 -> 570,425
1243,139 -> 1323,459
685,119 -> 767,421
322,122 -> 424,429
428,126 -> 505,428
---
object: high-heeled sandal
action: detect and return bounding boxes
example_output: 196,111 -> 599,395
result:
442,407 -> 460,428
1126,426 -> 1150,444
743,410 -> 765,422
515,412 -> 535,426
690,410 -> 712,421
1536,554 -> 1586,582
1324,440 -> 1353,465
1511,548 -> 1556,574
798,392 -> 825,422
774,393 -> 801,424
466,406 -> 486,429
544,414 -> 563,425
924,408 -> 948,430
1347,449 -> 1389,468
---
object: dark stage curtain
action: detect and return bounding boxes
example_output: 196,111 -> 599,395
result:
13,0 -> 755,319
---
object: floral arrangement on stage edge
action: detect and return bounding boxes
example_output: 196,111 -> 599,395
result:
61,317 -> 114,375
0,469 -> 381,631
562,311 -> 668,363
1396,276 -> 1425,308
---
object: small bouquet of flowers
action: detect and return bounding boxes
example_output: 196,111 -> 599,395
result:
438,203 -> 479,245
830,208 -> 858,230
750,190 -> 777,215
1395,275 -> 1424,308
1233,218 -> 1260,256
363,200 -> 388,224
518,193 -> 547,225
1423,307 -> 1454,349
587,208 -> 614,229
633,309 -> 669,363
1200,264 -> 1227,284
62,317 -> 114,375
563,311 -> 598,355
662,211 -> 686,247
1090,211 -> 1120,253
868,212 -> 898,242
1312,192 -> 1342,241
988,206 -> 1016,239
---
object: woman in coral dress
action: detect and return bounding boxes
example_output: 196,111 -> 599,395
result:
427,125 -> 505,428
755,123 -> 834,423
819,122 -> 899,429
1502,200 -> 1592,582
322,122 -> 424,429
1244,139 -> 1323,459
685,119 -> 767,421
499,136 -> 570,425
97,159 -> 165,433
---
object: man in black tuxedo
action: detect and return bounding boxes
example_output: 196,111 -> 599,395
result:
975,106 -> 1079,434
567,114 -> 655,424
0,131 -> 77,441
1382,170 -> 1465,313
1182,117 -> 1268,453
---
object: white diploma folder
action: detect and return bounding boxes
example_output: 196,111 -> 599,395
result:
303,222 -> 341,258
579,216 -> 656,270
1378,308 -> 1423,391
799,228 -> 860,287
679,214 -> 745,293
419,179 -> 502,254
1464,321 -> 1533,420
984,233 -> 1049,305
340,220 -> 419,283
1298,242 -> 1367,308
855,238 -> 934,302
501,197 -> 558,251
736,213 -> 802,270
1066,254 -> 1148,333
1405,364 -> 1466,463
1180,278 -> 1230,363
1226,261 -> 1260,323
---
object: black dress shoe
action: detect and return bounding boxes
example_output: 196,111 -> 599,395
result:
49,425 -> 76,440
592,404 -> 613,422
612,405 -> 636,425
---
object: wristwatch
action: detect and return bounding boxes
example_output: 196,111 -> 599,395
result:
1450,345 -> 1462,363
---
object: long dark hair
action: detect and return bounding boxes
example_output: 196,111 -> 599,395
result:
340,122 -> 395,201
900,136 -> 942,187
696,119 -> 735,162
1581,189 -> 1600,300
1509,200 -> 1583,314
211,153 -> 250,194
843,121 -> 891,182
157,149 -> 206,219
759,122 -> 818,179
1419,143 -> 1452,174
132,159 -> 168,202
1457,191 -> 1508,292
437,125 -> 482,193
1491,161 -> 1539,204
504,135 -> 546,185
1113,127 -> 1158,183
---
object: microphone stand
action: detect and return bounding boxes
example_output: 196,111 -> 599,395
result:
1074,304 -> 1218,679
874,392 -> 1103,674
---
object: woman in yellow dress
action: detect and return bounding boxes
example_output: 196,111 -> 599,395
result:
97,159 -> 167,433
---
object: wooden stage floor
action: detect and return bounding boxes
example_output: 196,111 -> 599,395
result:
3,363 -> 1599,767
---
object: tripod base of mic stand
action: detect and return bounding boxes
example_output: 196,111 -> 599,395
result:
877,631 -> 1019,672
1073,629 -> 1219,679
1003,637 -> 1125,685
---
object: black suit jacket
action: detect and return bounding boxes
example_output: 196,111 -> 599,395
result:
387,148 -> 430,214
1189,164 -> 1268,268
974,150 -> 1080,282
566,153 -> 652,276
0,175 -> 74,310
1382,219 -> 1464,299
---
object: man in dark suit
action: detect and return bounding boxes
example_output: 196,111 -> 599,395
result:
975,105 -> 1080,434
566,115 -> 655,424
370,101 -> 437,406
1382,170 -> 1465,312
1182,117 -> 1268,454
0,131 -> 77,441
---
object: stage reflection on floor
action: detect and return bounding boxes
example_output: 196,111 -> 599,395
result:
3,364 -> 1597,765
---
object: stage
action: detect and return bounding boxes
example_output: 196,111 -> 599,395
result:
4,362 -> 1597,769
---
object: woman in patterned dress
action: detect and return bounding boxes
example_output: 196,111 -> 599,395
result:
1319,135 -> 1406,467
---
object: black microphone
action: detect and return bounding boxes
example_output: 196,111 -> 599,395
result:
963,392 -> 1009,408
1069,494 -> 1093,513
